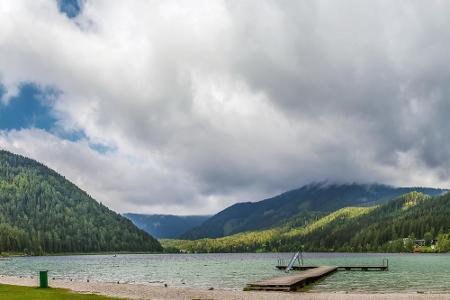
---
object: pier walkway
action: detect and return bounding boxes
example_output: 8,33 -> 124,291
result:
245,259 -> 388,292
276,264 -> 388,271
244,266 -> 338,291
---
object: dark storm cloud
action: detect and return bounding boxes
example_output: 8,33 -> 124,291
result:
0,0 -> 449,214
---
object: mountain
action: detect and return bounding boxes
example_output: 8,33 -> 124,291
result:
181,183 -> 447,239
0,150 -> 162,254
124,213 -> 210,238
162,191 -> 450,253
162,206 -> 374,253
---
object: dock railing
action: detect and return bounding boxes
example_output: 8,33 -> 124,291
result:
277,258 -> 286,266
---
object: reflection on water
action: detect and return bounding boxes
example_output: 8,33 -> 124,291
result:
1,252 -> 450,292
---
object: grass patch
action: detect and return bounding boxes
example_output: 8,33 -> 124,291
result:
0,284 -> 123,300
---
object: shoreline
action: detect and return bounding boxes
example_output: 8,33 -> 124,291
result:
2,251 -> 448,258
1,275 -> 450,300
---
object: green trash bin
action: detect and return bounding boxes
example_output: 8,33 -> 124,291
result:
39,270 -> 48,288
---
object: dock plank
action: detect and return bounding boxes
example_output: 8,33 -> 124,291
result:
245,266 -> 337,291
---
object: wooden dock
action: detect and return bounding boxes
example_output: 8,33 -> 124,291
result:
245,258 -> 388,292
276,264 -> 388,271
276,258 -> 388,272
244,266 -> 338,291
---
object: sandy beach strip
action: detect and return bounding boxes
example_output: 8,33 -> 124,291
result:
1,275 -> 450,300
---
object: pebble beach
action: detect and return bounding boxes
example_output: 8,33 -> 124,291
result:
1,275 -> 450,300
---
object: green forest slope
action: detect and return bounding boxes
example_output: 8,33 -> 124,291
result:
162,192 -> 450,253
181,183 -> 447,240
0,150 -> 162,254
162,207 -> 374,252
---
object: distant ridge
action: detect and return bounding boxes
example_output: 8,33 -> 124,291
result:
181,182 -> 448,240
162,191 -> 450,253
0,149 -> 162,254
124,213 -> 210,239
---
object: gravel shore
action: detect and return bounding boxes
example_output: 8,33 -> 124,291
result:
1,275 -> 449,300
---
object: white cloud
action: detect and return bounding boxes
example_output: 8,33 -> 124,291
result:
1,0 -> 450,214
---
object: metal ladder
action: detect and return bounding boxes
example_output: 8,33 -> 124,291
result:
285,251 -> 304,272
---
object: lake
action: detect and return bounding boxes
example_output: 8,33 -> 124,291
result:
1,253 -> 450,292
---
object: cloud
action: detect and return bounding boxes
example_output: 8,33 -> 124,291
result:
0,129 -> 207,214
0,0 -> 450,214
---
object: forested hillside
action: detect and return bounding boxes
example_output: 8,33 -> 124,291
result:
181,183 -> 447,239
124,213 -> 210,238
162,192 -> 450,253
162,207 -> 374,253
0,150 -> 162,254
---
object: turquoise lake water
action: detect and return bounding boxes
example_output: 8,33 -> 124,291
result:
1,253 -> 450,292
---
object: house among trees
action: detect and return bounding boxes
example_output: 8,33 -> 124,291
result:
403,237 -> 438,250
415,239 -> 426,247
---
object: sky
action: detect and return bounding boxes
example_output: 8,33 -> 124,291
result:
1,0 -> 450,215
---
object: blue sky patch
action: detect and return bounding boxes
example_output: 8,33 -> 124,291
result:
0,83 -> 58,131
88,142 -> 116,154
0,83 -> 115,154
58,0 -> 82,19
56,128 -> 87,142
